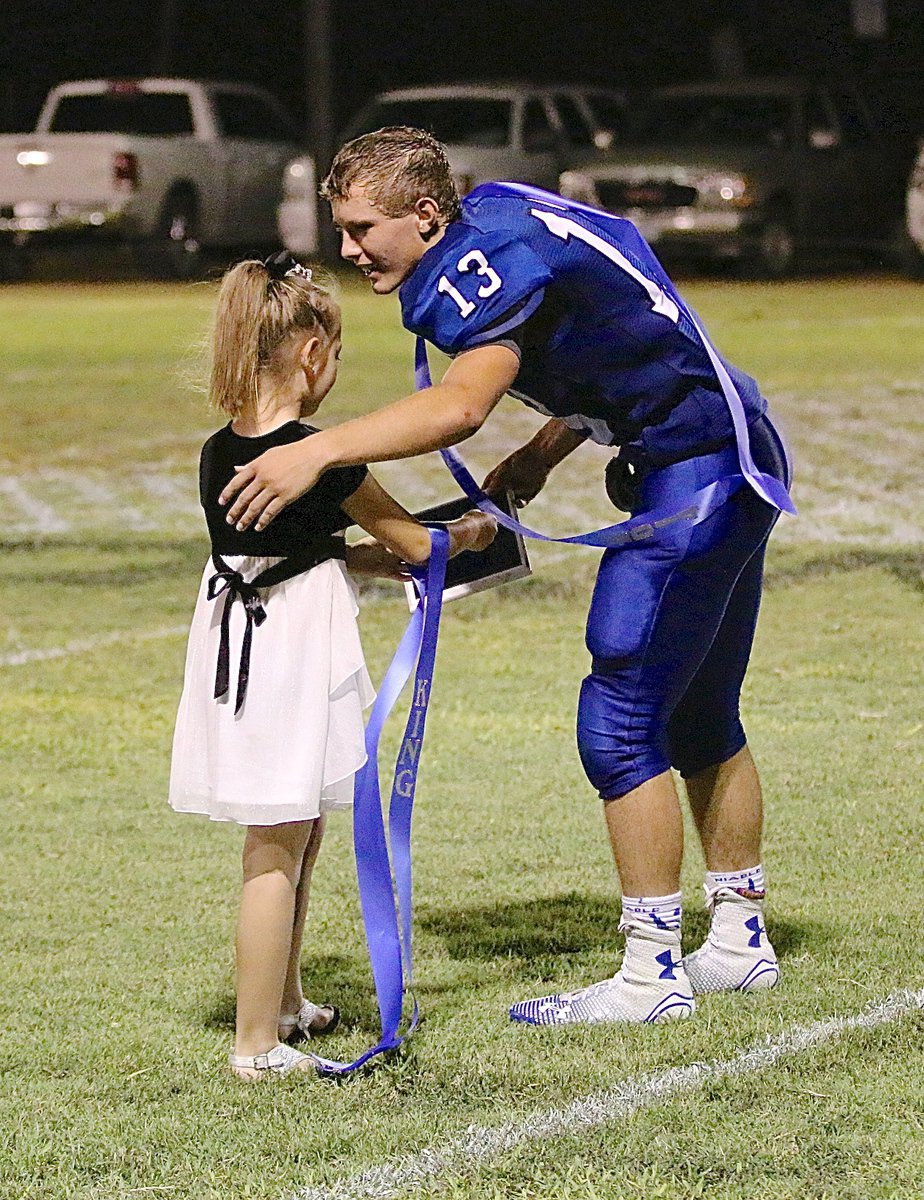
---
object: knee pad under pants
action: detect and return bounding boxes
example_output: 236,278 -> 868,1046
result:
577,419 -> 789,799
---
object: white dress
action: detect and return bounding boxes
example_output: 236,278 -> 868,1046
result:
168,554 -> 375,826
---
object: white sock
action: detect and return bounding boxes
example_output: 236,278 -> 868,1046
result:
620,891 -> 683,933
705,865 -> 766,899
618,893 -> 684,986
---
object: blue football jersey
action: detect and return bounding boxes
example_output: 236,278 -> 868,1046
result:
399,183 -> 766,462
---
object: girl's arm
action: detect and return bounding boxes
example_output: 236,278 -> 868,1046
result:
221,344 -> 519,531
341,474 -> 496,578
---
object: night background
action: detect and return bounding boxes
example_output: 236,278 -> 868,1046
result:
3,0 -> 924,145
2,3 -> 924,1196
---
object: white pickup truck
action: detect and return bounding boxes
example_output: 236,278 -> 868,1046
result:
0,78 -> 309,278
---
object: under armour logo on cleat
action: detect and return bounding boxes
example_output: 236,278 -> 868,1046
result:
745,914 -> 765,948
656,948 -> 680,980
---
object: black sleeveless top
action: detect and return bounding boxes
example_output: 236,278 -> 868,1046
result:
198,421 -> 368,715
199,421 -> 368,556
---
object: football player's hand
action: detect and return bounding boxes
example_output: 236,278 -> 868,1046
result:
482,446 -> 549,508
219,440 -> 326,531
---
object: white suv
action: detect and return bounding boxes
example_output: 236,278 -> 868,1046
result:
341,84 -> 626,194
278,82 -> 625,253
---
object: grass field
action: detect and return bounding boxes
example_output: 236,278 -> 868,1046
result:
1,273 -> 922,1200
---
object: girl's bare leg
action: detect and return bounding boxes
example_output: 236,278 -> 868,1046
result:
233,820 -> 313,1069
280,815 -> 326,1020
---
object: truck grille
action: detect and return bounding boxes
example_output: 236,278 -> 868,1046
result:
596,181 -> 697,211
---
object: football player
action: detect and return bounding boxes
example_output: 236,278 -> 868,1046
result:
221,126 -> 792,1026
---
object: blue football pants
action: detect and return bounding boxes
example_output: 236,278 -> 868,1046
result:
577,415 -> 791,800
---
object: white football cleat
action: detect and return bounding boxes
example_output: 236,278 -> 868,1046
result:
510,924 -> 695,1027
683,887 -> 779,994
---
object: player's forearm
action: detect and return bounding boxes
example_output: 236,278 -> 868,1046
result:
524,419 -> 587,469
312,385 -> 486,472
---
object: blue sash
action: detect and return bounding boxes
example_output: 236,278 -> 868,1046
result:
416,339 -> 751,549
307,528 -> 449,1075
417,181 -> 794,543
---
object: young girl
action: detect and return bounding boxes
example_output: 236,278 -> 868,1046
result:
168,254 -> 495,1081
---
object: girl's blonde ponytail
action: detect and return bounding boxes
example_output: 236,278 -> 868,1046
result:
210,262 -> 269,417
209,260 -> 339,417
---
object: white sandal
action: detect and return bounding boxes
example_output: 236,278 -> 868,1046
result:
228,1042 -> 316,1081
278,999 -> 340,1043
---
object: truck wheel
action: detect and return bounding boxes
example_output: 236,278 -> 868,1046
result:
903,241 -> 924,279
143,191 -> 203,280
0,239 -> 31,282
752,216 -> 796,279
753,218 -> 796,278
893,221 -> 924,279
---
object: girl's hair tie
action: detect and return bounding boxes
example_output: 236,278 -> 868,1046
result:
263,250 -> 313,282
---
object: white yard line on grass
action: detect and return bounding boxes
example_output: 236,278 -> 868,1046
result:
0,624 -> 187,667
290,987 -> 924,1200
0,477 -> 69,533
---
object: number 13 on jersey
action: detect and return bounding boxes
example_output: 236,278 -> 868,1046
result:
437,249 -> 503,318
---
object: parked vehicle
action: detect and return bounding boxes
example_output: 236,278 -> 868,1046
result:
341,83 -> 626,196
903,139 -> 924,276
559,78 -> 913,277
277,155 -> 318,257
277,81 -> 624,259
0,78 -> 305,279
277,81 -> 626,258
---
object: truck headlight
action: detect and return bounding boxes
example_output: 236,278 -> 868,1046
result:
283,157 -> 315,200
559,171 -> 599,206
693,172 -> 752,206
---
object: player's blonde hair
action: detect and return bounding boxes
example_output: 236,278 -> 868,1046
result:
321,125 -> 462,222
209,260 -> 340,417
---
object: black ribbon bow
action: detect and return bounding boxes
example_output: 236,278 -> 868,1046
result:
207,565 -> 268,715
204,538 -> 347,716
